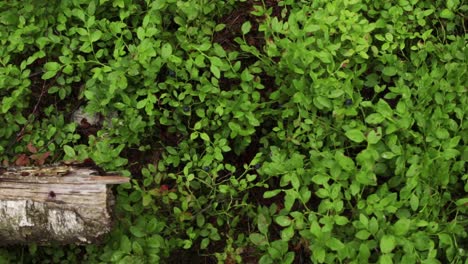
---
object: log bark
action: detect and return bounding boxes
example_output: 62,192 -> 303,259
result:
0,165 -> 129,245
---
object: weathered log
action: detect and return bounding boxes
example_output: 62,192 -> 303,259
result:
0,164 -> 129,245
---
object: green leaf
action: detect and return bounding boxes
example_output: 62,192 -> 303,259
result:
129,226 -> 146,238
210,64 -> 220,78
380,254 -> 393,264
44,62 -> 61,71
210,56 -> 223,67
42,71 -> 58,80
249,233 -> 268,246
365,113 -> 385,124
440,9 -> 455,19
382,66 -> 397,76
393,218 -> 411,236
367,129 -> 382,144
310,221 -> 322,238
62,64 -> 73,75
326,237 -> 345,251
275,216 -> 292,227
87,1 -> 96,15
241,21 -> 252,34
281,225 -> 294,241
304,23 -> 320,32
410,194 -> 419,211
263,189 -> 282,198
356,230 -> 371,240
194,54 -> 206,67
356,170 -> 377,185
455,198 -> 468,207
284,190 -> 297,212
136,99 -> 147,109
63,145 -> 76,157
257,214 -> 269,235
161,43 -> 172,59
335,152 -> 355,171
142,194 -> 152,206
312,246 -> 326,263
345,129 -> 366,143
90,30 -> 102,42
200,238 -> 210,249
375,99 -> 393,118
147,235 -> 163,249
380,235 -> 396,253
334,216 -> 349,226
132,241 -> 143,255
312,174 -> 329,185
120,235 -> 131,253
200,133 -> 210,141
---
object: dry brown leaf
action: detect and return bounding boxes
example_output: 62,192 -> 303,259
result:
27,142 -> 38,153
15,154 -> 30,166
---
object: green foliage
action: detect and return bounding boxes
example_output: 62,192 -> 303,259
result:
0,0 -> 466,263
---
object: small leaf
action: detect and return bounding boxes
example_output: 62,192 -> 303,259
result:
209,56 -> 223,67
120,235 -> 131,253
440,9 -> 455,19
335,152 -> 355,171
132,241 -> 143,255
365,113 -> 385,124
63,145 -> 76,157
375,99 -> 394,118
15,154 -> 30,166
312,246 -> 326,263
129,226 -> 146,238
249,233 -> 268,246
27,142 -> 38,153
356,230 -> 371,240
210,64 -> 220,78
31,152 -> 51,166
257,214 -> 269,235
281,225 -> 294,241
90,30 -> 102,42
382,66 -> 397,76
380,235 -> 396,253
200,133 -> 210,141
263,189 -> 281,198
87,1 -> 96,15
196,214 -> 205,227
142,194 -> 152,206
161,43 -> 172,59
275,216 -> 292,227
380,254 -> 393,264
42,71 -> 58,80
241,21 -> 252,34
200,238 -> 210,249
356,170 -> 377,185
326,237 -> 345,251
345,129 -> 366,143
136,99 -> 147,109
44,62 -> 61,71
393,218 -> 411,236
367,129 -> 382,144
410,194 -> 419,211
334,216 -> 349,226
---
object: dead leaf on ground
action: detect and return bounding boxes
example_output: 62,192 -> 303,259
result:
27,142 -> 38,153
15,154 -> 30,166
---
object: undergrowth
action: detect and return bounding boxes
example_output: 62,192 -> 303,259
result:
0,0 -> 467,263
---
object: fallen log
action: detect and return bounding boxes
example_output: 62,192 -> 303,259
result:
0,164 -> 129,246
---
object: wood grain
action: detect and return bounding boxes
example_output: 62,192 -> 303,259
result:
0,165 -> 129,245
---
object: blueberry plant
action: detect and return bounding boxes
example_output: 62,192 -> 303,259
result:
0,0 -> 467,263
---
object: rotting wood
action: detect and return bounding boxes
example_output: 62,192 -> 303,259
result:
0,164 -> 129,245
